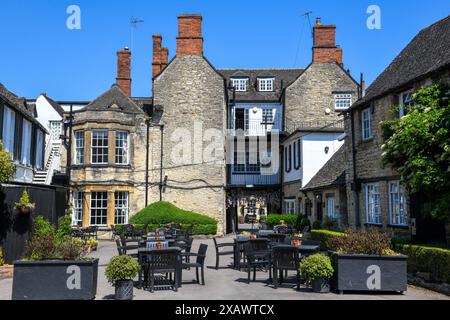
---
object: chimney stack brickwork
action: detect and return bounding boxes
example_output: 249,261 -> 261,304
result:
152,34 -> 169,79
176,14 -> 204,56
116,48 -> 132,96
312,20 -> 343,65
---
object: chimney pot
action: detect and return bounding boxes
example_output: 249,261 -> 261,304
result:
316,17 -> 321,25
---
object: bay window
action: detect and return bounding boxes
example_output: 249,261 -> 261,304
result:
115,130 -> 129,165
91,129 -> 108,164
114,191 -> 129,224
90,191 -> 108,226
74,130 -> 84,165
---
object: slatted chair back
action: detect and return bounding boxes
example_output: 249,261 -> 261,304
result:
268,233 -> 286,243
247,238 -> 270,252
147,249 -> 179,272
196,244 -> 208,265
115,239 -> 124,255
272,246 -> 300,271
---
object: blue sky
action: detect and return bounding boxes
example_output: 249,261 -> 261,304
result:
0,0 -> 449,100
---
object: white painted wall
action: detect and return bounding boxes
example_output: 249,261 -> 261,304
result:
35,95 -> 63,143
282,131 -> 344,186
302,133 -> 343,186
230,103 -> 282,136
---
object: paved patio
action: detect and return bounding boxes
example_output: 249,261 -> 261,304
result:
0,236 -> 448,300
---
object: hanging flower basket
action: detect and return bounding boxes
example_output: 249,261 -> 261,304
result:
15,190 -> 35,215
17,205 -> 33,215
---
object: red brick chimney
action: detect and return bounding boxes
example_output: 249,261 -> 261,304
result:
116,47 -> 131,96
152,34 -> 169,79
312,18 -> 343,65
176,14 -> 203,56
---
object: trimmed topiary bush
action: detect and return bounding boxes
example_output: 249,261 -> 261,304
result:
300,253 -> 334,281
105,255 -> 140,284
128,202 -> 217,235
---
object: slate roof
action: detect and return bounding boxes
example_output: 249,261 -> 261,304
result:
218,68 -> 304,102
301,145 -> 346,191
81,84 -> 144,114
353,14 -> 450,109
0,83 -> 46,132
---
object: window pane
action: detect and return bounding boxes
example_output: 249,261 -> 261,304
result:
72,192 -> 83,226
114,191 -> 129,224
115,131 -> 129,164
91,130 -> 108,164
90,191 -> 108,226
21,119 -> 32,166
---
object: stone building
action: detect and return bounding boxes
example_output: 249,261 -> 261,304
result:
344,14 -> 450,240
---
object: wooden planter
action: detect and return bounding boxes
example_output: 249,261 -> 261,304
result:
12,259 -> 98,300
330,252 -> 408,294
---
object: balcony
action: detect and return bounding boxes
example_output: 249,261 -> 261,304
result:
229,118 -> 281,136
228,164 -> 280,186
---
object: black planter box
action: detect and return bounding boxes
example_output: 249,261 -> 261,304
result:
12,259 -> 98,300
330,253 -> 407,293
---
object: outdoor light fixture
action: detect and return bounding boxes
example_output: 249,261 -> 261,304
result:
325,146 -> 330,154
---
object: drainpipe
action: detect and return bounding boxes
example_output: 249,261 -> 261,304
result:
159,124 -> 164,202
350,108 -> 360,228
145,119 -> 150,206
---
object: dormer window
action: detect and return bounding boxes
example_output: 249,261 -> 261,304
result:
231,78 -> 248,92
334,93 -> 352,110
399,90 -> 413,117
258,78 -> 274,92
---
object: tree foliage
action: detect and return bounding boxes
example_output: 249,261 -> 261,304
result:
381,83 -> 450,221
0,141 -> 15,183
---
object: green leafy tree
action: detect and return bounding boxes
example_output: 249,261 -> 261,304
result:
0,141 -> 15,183
381,83 -> 450,221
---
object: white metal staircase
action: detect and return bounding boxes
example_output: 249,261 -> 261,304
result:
32,129 -> 62,185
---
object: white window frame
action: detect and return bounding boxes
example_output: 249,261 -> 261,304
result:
258,78 -> 274,92
114,191 -> 129,225
262,108 -> 274,124
74,130 -> 84,165
115,130 -> 129,165
284,199 -> 296,215
399,90 -> 413,118
21,119 -> 32,166
389,181 -> 408,226
49,121 -> 62,141
231,78 -> 248,92
91,129 -> 108,164
2,106 -> 15,158
327,197 -> 336,219
90,191 -> 108,226
361,108 -> 373,140
334,93 -> 352,110
72,191 -> 83,227
365,183 -> 381,224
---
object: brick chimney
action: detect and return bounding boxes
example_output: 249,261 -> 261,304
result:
152,34 -> 169,79
116,47 -> 131,96
312,18 -> 343,65
176,14 -> 203,56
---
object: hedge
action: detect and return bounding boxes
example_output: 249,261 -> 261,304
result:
125,201 -> 217,235
394,244 -> 450,283
308,229 -> 345,250
266,214 -> 298,227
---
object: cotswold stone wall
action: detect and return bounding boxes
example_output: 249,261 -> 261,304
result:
152,55 -> 227,235
344,70 -> 450,236
68,109 -> 148,226
285,63 -> 358,125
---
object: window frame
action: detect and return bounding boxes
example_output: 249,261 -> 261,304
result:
114,191 -> 129,225
389,181 -> 408,226
327,196 -> 336,219
334,93 -> 352,110
361,108 -> 373,141
365,183 -> 381,224
72,191 -> 84,227
74,130 -> 85,165
91,129 -> 109,165
2,105 -> 16,158
399,90 -> 413,118
258,78 -> 274,92
231,78 -> 248,92
284,199 -> 296,215
115,130 -> 129,165
21,118 -> 32,166
90,191 -> 108,226
35,129 -> 45,170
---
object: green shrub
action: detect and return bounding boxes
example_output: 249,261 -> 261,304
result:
56,214 -> 72,242
128,202 -> 217,235
327,228 -> 394,255
0,247 -> 5,266
394,244 -> 450,283
105,255 -> 140,284
300,253 -> 334,280
309,229 -> 345,250
56,238 -> 86,260
0,141 -> 15,183
15,190 -> 35,210
266,214 -> 298,227
25,234 -> 57,260
33,216 -> 55,239
312,220 -> 322,230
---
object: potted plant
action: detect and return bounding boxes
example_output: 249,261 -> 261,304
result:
327,228 -> 407,294
300,253 -> 334,293
15,190 -> 35,215
12,215 -> 99,300
86,238 -> 99,252
105,255 -> 140,300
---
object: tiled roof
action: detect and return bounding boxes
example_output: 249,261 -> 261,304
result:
301,145 -> 346,191
218,68 -> 304,102
81,84 -> 144,114
353,14 -> 450,109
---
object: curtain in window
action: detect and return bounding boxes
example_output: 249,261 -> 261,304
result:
21,119 -> 32,166
2,106 -> 15,157
35,130 -> 44,169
